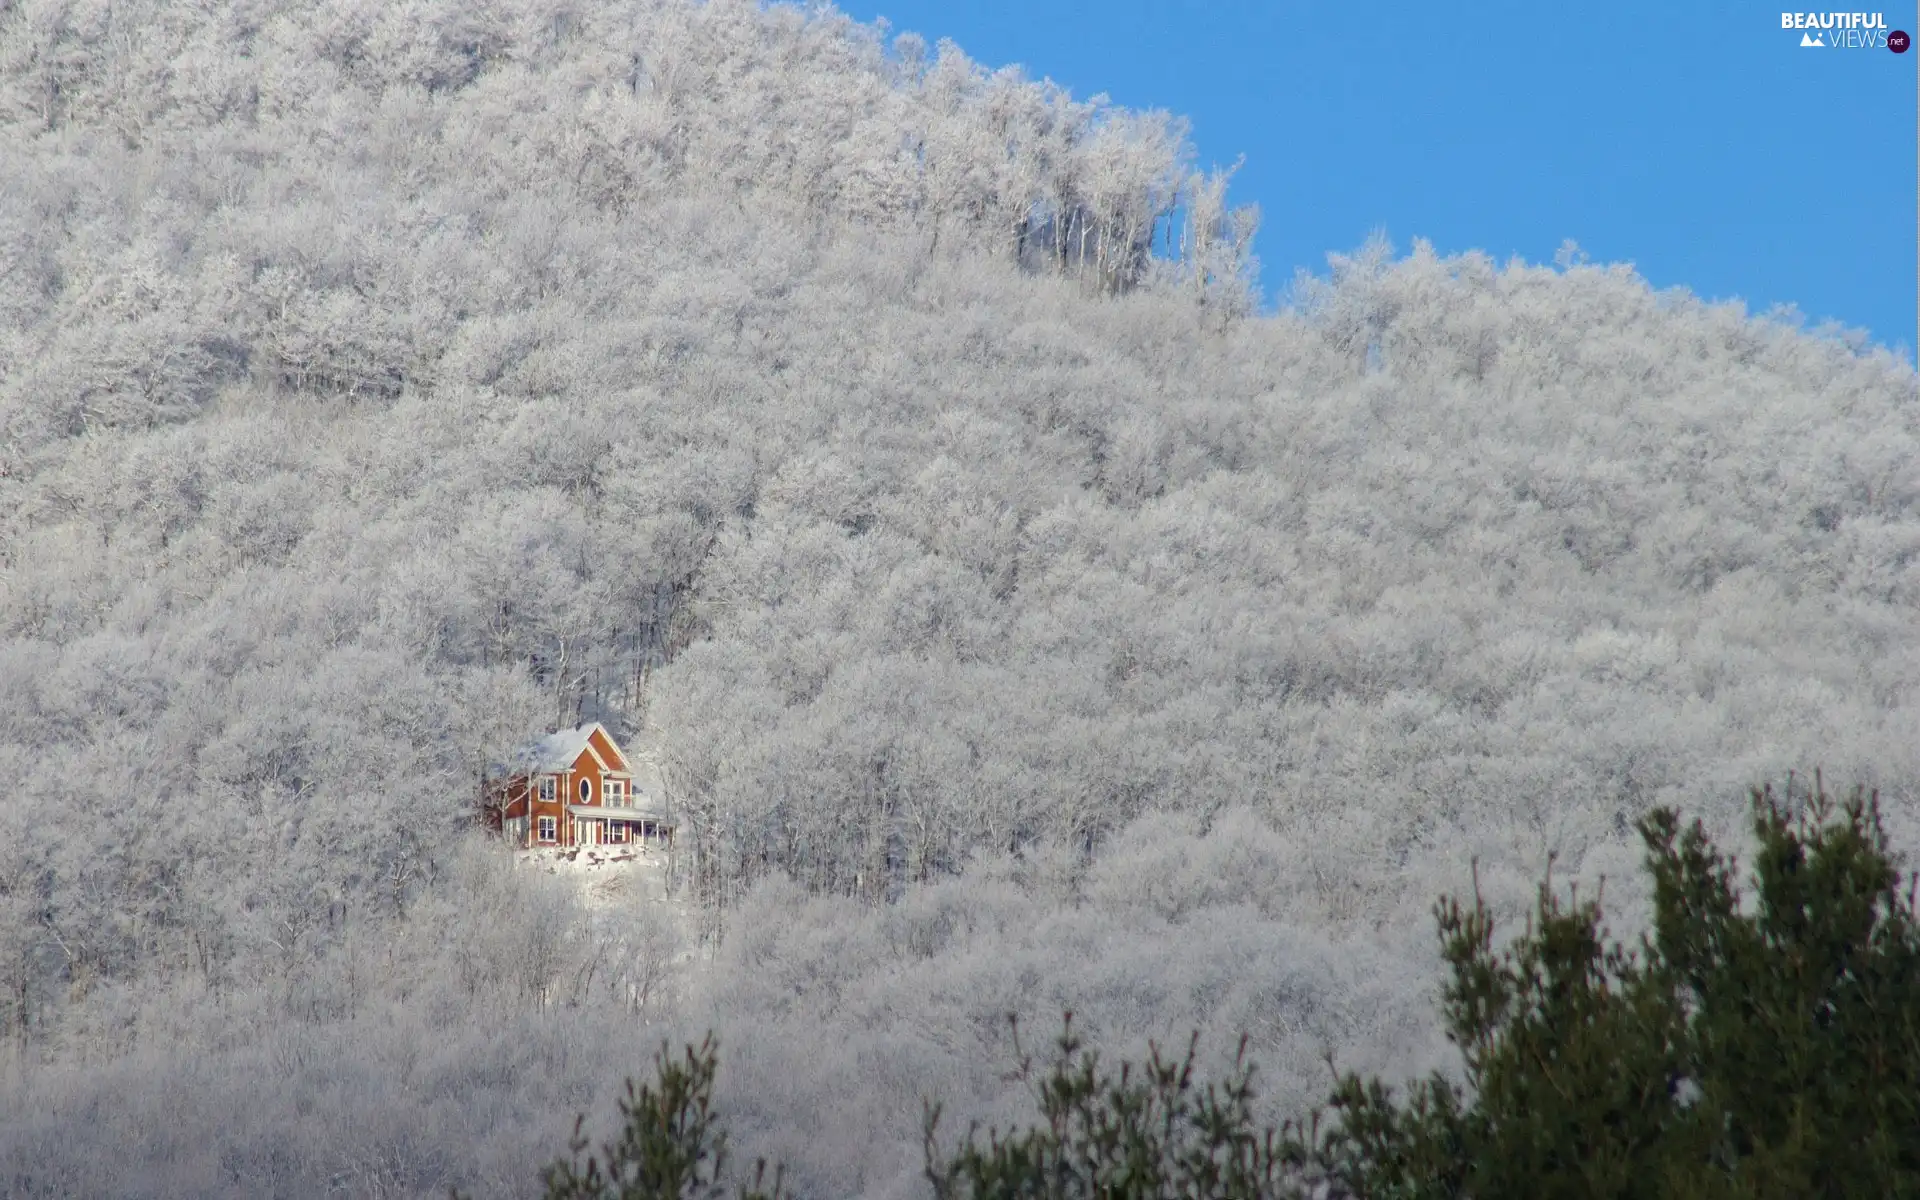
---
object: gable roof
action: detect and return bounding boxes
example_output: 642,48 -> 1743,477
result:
497,722 -> 625,776
582,724 -> 631,772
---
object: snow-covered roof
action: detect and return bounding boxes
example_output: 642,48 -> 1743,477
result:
569,804 -> 675,825
495,722 -> 622,776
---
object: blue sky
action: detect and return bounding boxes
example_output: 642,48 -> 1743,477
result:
840,1 -> 1918,359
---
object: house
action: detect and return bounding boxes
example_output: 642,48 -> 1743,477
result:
482,722 -> 676,850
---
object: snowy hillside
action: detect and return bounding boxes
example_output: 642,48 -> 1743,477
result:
0,0 -> 1916,1194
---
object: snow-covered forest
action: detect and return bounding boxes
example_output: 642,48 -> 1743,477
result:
1,0 -> 1916,1194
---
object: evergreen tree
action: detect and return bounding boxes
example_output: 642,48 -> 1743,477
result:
1313,775 -> 1920,1198
536,1036 -> 786,1200
922,1015 -> 1290,1199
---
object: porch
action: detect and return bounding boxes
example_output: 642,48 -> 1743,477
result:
566,804 -> 675,848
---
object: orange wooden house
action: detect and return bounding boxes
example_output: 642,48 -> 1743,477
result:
482,722 -> 676,850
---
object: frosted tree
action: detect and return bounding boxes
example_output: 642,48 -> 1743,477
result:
0,0 -> 1914,1192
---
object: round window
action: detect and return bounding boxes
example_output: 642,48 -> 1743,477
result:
579,778 -> 591,801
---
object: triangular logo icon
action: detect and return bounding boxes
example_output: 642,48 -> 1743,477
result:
1800,31 -> 1824,46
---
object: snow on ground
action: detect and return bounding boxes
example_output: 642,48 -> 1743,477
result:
515,843 -> 678,911
512,843 -> 709,976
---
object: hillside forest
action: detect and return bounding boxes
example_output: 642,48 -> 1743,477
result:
0,0 -> 1916,1195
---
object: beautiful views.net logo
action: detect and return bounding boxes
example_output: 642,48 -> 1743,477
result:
1781,12 -> 1908,50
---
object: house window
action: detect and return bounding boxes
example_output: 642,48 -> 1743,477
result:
606,779 -> 626,807
538,777 -> 556,802
607,823 -> 628,844
579,777 -> 592,802
537,816 -> 557,843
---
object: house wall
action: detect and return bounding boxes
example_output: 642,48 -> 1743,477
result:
529,765 -> 572,846
507,747 -> 610,848
568,747 -> 602,808
482,773 -> 578,847
499,778 -> 531,820
483,778 -> 530,831
566,747 -> 600,845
